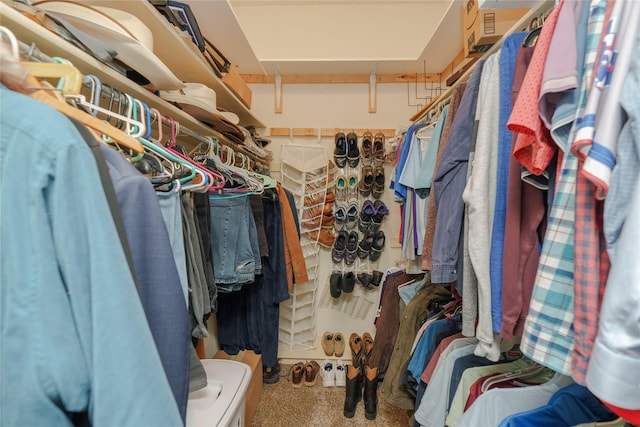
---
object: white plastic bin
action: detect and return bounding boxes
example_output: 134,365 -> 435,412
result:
186,359 -> 252,427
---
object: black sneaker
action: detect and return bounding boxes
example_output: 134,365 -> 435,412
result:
263,363 -> 281,384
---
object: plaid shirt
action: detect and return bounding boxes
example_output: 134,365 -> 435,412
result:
521,0 -> 607,376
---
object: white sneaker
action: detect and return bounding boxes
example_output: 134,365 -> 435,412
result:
322,360 -> 335,387
335,359 -> 346,387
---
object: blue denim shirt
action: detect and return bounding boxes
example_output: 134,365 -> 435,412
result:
0,86 -> 182,426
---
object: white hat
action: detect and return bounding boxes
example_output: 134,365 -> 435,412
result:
33,0 -> 185,91
160,83 -> 244,140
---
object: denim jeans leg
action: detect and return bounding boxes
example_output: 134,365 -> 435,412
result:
156,187 -> 189,305
209,196 -> 256,290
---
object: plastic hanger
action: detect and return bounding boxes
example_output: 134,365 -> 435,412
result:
164,115 -> 223,192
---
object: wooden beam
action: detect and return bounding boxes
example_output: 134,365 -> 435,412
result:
269,128 -> 396,138
241,73 -> 441,84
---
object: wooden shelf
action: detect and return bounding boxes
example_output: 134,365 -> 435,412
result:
77,0 -> 264,128
270,128 -> 396,138
0,1 -> 269,166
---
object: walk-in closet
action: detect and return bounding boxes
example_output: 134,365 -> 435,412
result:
1,0 -> 638,426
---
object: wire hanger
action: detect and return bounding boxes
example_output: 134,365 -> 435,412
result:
0,25 -> 146,153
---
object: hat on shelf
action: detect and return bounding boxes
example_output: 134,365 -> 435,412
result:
159,83 -> 245,143
32,0 -> 185,90
239,126 -> 268,159
245,125 -> 271,147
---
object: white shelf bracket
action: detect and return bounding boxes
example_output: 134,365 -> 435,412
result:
275,69 -> 283,113
368,69 -> 377,113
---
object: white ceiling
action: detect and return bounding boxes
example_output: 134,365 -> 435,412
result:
184,0 -> 465,76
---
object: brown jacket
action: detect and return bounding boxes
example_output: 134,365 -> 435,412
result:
277,185 -> 308,290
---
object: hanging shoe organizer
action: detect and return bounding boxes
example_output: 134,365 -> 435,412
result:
279,144 -> 331,350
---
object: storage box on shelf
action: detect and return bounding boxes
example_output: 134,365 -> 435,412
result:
462,0 -> 529,57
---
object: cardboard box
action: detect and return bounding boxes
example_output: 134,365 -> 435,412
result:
222,67 -> 253,109
463,0 -> 529,57
213,350 -> 262,427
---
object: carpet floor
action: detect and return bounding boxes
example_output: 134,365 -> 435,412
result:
251,365 -> 411,427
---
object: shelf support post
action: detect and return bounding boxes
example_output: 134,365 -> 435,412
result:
368,69 -> 377,113
275,69 -> 283,113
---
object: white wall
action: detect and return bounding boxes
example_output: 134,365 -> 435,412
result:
247,82 -> 424,364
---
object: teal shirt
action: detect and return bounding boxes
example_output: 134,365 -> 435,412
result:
0,85 -> 182,426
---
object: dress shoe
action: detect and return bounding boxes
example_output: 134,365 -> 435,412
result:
334,132 -> 347,168
304,361 -> 321,386
303,191 -> 326,207
321,211 -> 335,228
346,132 -> 360,168
305,228 -> 336,248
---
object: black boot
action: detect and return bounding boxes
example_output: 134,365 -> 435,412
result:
343,365 -> 361,418
363,366 -> 379,420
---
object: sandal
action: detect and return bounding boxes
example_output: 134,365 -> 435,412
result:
361,131 -> 373,162
346,132 -> 360,168
372,167 -> 385,199
334,132 -> 347,168
373,132 -> 385,166
358,165 -> 374,197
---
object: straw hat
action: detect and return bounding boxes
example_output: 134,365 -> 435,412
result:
33,0 -> 184,90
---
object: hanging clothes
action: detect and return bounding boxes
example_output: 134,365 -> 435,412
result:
430,60 -> 485,289
520,0 -> 608,377
0,84 -> 182,426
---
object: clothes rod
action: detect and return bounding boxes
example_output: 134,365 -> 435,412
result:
410,0 -> 556,124
16,38 -> 268,168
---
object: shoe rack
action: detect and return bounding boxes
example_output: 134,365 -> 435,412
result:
279,144 -> 331,350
